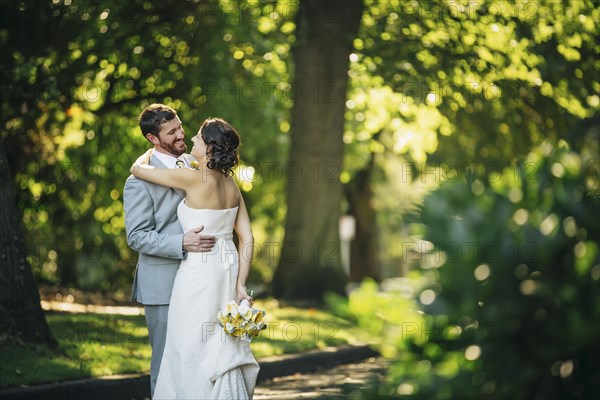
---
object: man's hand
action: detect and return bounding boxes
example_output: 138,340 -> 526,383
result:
183,225 -> 216,252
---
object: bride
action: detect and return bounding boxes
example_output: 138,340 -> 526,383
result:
130,118 -> 259,399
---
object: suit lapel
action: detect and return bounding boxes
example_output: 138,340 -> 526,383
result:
150,155 -> 168,169
150,154 -> 186,199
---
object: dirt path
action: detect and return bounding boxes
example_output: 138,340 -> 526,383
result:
254,357 -> 390,399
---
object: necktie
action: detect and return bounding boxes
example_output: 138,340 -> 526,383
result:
175,159 -> 185,168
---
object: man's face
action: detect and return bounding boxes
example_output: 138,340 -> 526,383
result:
147,116 -> 187,156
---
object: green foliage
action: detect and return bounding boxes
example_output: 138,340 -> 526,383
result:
1,0 -> 296,290
327,278 -> 426,356
339,0 -> 600,281
414,143 -> 599,399
2,0 -> 598,300
353,0 -> 599,166
336,141 -> 599,398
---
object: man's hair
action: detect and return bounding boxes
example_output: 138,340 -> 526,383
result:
138,104 -> 177,140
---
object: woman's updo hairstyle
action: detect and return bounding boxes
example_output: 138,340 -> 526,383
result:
200,118 -> 240,176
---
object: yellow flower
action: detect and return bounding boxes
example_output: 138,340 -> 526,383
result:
233,314 -> 244,326
232,328 -> 244,337
252,311 -> 265,324
190,161 -> 200,170
217,313 -> 228,325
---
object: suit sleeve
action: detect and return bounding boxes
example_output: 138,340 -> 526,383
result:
124,176 -> 185,260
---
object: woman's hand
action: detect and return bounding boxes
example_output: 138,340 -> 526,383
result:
130,149 -> 153,174
136,148 -> 153,166
236,285 -> 253,305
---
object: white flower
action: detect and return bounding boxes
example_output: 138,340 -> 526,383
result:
238,301 -> 250,315
225,301 -> 239,317
238,301 -> 253,320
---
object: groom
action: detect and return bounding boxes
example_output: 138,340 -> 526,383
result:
123,103 -> 216,396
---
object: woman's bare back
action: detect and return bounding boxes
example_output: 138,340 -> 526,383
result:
183,171 -> 241,210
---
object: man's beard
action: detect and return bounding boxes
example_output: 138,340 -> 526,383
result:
159,139 -> 187,156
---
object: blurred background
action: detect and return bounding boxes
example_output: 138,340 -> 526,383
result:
1,0 -> 598,398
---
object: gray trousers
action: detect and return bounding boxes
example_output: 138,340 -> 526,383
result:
145,304 -> 169,397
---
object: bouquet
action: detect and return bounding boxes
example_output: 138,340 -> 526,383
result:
217,299 -> 267,342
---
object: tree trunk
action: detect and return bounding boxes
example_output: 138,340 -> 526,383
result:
271,0 -> 364,301
345,152 -> 381,282
0,137 -> 57,347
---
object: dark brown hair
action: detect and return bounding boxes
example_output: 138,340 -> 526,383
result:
200,118 -> 240,176
139,104 -> 177,140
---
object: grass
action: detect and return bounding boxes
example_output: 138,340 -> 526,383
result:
0,298 -> 367,389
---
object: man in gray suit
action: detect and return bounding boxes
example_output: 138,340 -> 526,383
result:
123,104 -> 215,396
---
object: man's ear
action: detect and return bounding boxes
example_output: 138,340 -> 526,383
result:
145,133 -> 160,146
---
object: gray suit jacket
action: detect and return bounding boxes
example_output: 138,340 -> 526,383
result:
123,154 -> 195,305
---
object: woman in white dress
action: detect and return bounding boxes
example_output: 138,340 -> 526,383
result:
130,118 -> 259,399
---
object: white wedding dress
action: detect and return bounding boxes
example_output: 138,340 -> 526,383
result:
153,201 -> 259,399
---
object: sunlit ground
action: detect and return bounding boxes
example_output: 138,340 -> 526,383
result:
40,300 -> 144,315
254,357 -> 390,399
0,298 -> 370,389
